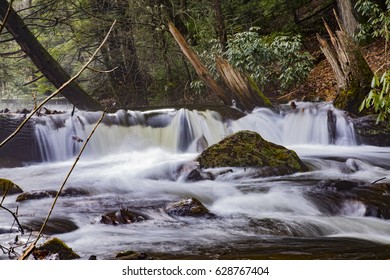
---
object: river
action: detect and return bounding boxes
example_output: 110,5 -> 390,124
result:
1,102 -> 390,259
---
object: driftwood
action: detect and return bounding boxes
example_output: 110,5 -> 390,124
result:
317,13 -> 373,115
169,21 -> 272,112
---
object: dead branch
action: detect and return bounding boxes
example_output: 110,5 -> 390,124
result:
87,66 -> 119,73
0,0 -> 13,35
0,205 -> 24,235
0,20 -> 116,150
19,109 -> 106,260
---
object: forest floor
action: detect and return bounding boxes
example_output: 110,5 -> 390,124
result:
281,38 -> 388,104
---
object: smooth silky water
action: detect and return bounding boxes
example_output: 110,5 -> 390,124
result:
1,102 -> 390,259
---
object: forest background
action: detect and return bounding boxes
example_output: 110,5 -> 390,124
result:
0,0 -> 389,118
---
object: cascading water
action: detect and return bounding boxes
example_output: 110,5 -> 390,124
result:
1,102 -> 390,260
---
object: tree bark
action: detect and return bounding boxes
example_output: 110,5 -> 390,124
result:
0,0 -> 102,111
317,20 -> 373,115
168,21 -> 232,106
214,0 -> 227,52
337,0 -> 360,37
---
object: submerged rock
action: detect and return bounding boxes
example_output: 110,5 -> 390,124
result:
101,209 -> 147,225
33,237 -> 80,260
0,178 -> 23,196
165,198 -> 213,218
24,217 -> 79,234
115,250 -> 154,260
196,130 -> 308,176
16,187 -> 89,202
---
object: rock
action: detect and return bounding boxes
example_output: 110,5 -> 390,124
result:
185,169 -> 215,182
33,237 -> 80,260
353,115 -> 390,146
165,198 -> 213,218
100,209 -> 147,225
16,188 -> 89,202
0,178 -> 23,196
196,130 -> 308,175
115,250 -> 154,260
23,217 -> 79,234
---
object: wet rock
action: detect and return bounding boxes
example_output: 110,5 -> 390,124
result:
100,209 -> 147,225
0,178 -> 23,196
16,188 -> 89,202
353,115 -> 390,146
24,217 -> 79,234
185,169 -> 215,182
313,181 -> 390,219
196,130 -> 308,176
165,198 -> 213,218
115,250 -> 154,260
33,237 -> 80,260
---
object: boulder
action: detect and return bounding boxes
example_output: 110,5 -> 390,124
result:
33,237 -> 80,260
0,178 -> 23,196
100,208 -> 147,225
196,130 -> 308,175
352,115 -> 390,146
23,217 -> 79,235
165,198 -> 213,218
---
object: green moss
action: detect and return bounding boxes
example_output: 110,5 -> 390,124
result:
34,238 -> 80,260
0,178 -> 23,196
196,130 -> 307,175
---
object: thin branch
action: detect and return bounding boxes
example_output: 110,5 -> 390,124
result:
86,66 -> 119,73
0,0 -> 14,35
0,20 -> 116,150
22,74 -> 44,86
19,109 -> 106,260
0,205 -> 24,235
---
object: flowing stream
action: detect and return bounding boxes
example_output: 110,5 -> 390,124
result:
1,102 -> 390,259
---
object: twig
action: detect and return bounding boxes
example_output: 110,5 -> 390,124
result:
0,205 -> 24,235
18,109 -> 107,260
0,0 -> 14,35
86,66 -> 118,73
0,20 -> 116,150
371,177 -> 386,185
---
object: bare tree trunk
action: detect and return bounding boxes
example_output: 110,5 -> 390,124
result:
0,0 -> 102,111
317,19 -> 373,115
168,21 -> 232,106
337,0 -> 359,37
214,0 -> 227,52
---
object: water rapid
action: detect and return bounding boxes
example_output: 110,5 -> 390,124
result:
1,102 -> 389,259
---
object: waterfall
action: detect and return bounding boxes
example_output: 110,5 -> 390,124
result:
33,102 -> 357,162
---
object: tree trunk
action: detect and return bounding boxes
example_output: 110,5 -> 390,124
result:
0,0 -> 102,111
317,20 -> 373,116
214,0 -> 227,52
168,21 -> 232,106
337,0 -> 360,37
216,57 -> 272,111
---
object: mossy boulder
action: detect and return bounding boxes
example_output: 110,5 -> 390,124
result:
0,178 -> 23,196
165,198 -> 213,218
33,238 -> 80,260
196,130 -> 308,175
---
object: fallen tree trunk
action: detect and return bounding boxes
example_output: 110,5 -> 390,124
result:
169,21 -> 272,112
168,21 -> 232,106
317,18 -> 373,116
216,57 -> 272,111
0,0 -> 102,111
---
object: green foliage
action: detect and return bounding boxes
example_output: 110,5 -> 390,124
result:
355,0 -> 390,41
224,28 -> 313,92
360,70 -> 390,122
